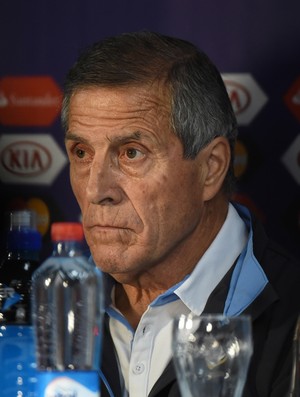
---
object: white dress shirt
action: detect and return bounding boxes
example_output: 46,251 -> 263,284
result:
107,203 -> 248,397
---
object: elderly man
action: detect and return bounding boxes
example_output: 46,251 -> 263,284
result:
62,31 -> 300,397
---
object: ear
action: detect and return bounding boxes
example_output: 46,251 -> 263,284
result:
200,137 -> 231,202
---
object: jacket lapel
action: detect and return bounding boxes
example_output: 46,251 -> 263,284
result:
148,360 -> 179,397
147,260 -> 278,397
147,264 -> 236,396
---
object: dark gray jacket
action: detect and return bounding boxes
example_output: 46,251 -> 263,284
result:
100,210 -> 300,397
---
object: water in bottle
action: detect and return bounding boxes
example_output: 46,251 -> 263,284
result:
0,210 -> 42,397
31,222 -> 103,397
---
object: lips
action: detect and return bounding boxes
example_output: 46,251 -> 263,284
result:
82,211 -> 144,233
86,223 -> 130,229
84,224 -> 134,246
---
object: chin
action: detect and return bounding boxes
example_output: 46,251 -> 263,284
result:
91,252 -> 143,280
91,251 -> 128,272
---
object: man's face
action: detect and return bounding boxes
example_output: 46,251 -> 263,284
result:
65,85 -> 206,282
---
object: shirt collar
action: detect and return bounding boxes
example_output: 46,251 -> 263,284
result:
174,202 -> 248,315
93,202 -> 267,317
223,202 -> 269,315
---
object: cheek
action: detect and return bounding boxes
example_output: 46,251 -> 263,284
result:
137,178 -> 165,213
70,168 -> 86,204
160,170 -> 202,221
142,178 -> 182,231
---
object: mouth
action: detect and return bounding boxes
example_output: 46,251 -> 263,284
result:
86,224 -> 131,232
84,224 -> 134,245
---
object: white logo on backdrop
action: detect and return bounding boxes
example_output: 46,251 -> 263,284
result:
0,91 -> 9,107
0,134 -> 67,185
222,73 -> 268,126
281,134 -> 300,185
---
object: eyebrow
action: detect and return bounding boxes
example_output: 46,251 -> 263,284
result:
107,131 -> 142,145
65,132 -> 89,144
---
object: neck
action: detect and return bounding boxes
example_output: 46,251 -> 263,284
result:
114,197 -> 229,329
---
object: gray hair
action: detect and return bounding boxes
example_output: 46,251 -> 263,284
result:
62,31 -> 238,194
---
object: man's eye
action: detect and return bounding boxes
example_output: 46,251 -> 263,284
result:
125,148 -> 143,159
75,148 -> 85,158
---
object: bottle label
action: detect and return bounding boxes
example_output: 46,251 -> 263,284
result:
0,283 -> 22,310
0,325 -> 37,397
36,371 -> 100,397
0,282 -> 29,324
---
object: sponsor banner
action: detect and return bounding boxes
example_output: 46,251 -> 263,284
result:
0,134 -> 67,185
284,76 -> 300,123
281,134 -> 300,184
0,76 -> 62,127
222,73 -> 268,125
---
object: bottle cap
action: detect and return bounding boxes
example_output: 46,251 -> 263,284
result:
51,222 -> 84,242
10,210 -> 37,230
7,210 -> 42,251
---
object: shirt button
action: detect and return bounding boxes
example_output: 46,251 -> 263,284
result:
133,362 -> 145,374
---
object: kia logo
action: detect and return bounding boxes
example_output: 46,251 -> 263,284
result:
0,140 -> 52,176
224,80 -> 251,115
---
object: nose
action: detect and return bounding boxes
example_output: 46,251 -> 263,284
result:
86,155 -> 123,205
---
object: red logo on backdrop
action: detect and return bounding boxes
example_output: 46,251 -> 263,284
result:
0,76 -> 62,126
225,80 -> 251,115
1,140 -> 52,176
284,76 -> 300,123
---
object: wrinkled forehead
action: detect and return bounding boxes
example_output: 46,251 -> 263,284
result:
62,79 -> 173,133
71,82 -> 170,115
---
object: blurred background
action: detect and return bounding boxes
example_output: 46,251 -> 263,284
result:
0,0 -> 299,260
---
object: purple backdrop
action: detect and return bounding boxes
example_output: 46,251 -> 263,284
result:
0,0 -> 299,260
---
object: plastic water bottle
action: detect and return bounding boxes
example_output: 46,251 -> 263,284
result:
0,210 -> 42,397
31,222 -> 103,397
